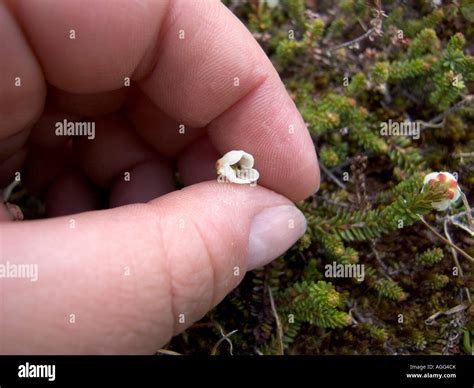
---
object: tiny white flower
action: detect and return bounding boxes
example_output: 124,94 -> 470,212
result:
422,171 -> 461,211
216,150 -> 260,185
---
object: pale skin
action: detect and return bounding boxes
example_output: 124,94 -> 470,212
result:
0,0 -> 320,354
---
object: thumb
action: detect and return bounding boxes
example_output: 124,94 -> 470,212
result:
0,182 -> 306,354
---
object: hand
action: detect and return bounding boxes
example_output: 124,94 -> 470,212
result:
0,0 -> 319,354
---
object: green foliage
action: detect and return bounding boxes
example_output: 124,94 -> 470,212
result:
374,279 -> 407,302
282,281 -> 353,328
388,57 -> 434,81
416,247 -> 444,266
275,39 -> 303,67
410,330 -> 428,351
407,28 -> 440,58
403,9 -> 444,37
360,323 -> 388,344
295,232 -> 312,251
318,232 -> 359,264
326,17 -> 346,39
319,145 -> 341,167
309,181 -> 449,242
305,17 -> 325,43
430,70 -> 465,111
375,174 -> 424,204
423,274 -> 450,290
345,72 -> 366,97
371,62 -> 390,84
462,329 -> 472,355
286,0 -> 306,30
461,0 -> 474,22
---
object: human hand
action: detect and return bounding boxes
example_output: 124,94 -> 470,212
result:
0,0 -> 319,354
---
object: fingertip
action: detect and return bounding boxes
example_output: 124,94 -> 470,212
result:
177,136 -> 220,186
0,203 -> 24,222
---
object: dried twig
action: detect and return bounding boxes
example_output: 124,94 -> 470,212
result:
420,95 -> 474,129
326,3 -> 386,53
370,241 -> 393,281
327,27 -> 377,53
211,324 -> 238,356
320,163 -> 347,190
444,219 -> 471,304
350,155 -> 370,210
452,152 -> 474,159
267,285 -> 284,355
449,210 -> 474,236
419,216 -> 474,263
460,192 -> 473,229
417,120 -> 444,129
443,219 -> 464,278
156,349 -> 183,356
425,303 -> 469,325
317,196 -> 351,208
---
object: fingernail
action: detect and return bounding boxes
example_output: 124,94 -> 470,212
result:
5,203 -> 24,221
248,205 -> 306,271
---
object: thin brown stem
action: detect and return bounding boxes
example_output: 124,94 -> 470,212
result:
460,192 -> 473,228
444,220 -> 472,304
268,285 -> 284,355
419,216 -> 474,263
327,28 -> 376,53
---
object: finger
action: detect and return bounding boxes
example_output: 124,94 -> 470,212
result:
75,113 -> 157,188
45,170 -> 100,217
0,1 -> 46,142
109,159 -> 176,208
125,89 -> 205,159
29,106 -> 82,149
0,147 -> 27,187
22,143 -> 72,196
13,0 -> 169,93
139,0 -> 268,128
0,129 -> 29,164
48,86 -> 127,117
0,204 -> 11,221
0,182 -> 306,354
0,203 -> 23,222
177,135 -> 219,186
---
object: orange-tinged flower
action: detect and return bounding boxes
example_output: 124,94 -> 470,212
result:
422,172 -> 461,211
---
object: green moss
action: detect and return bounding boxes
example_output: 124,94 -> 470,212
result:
375,279 -> 408,302
416,248 -> 444,266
